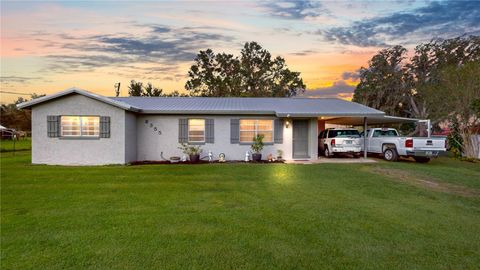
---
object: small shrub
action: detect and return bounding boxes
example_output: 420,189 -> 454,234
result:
178,143 -> 203,155
251,134 -> 264,154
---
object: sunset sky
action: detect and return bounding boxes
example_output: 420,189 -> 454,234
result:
1,0 -> 479,103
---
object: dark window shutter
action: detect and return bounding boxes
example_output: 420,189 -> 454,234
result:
179,119 -> 188,143
100,116 -> 111,138
47,115 -> 60,137
205,119 -> 214,143
274,118 -> 284,144
230,119 -> 239,144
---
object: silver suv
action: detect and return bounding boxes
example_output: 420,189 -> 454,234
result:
318,128 -> 362,157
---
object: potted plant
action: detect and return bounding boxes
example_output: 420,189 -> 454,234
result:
178,143 -> 203,162
250,134 -> 264,162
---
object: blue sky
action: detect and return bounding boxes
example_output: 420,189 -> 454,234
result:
1,0 -> 479,103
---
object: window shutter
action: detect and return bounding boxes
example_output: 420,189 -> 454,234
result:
179,119 -> 188,143
230,119 -> 239,144
205,119 -> 214,143
100,116 -> 111,138
274,118 -> 284,144
47,115 -> 60,137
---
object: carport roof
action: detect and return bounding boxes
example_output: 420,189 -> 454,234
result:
326,115 -> 422,125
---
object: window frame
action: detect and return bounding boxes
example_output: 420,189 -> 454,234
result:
60,115 -> 100,138
239,119 -> 274,144
187,118 -> 206,144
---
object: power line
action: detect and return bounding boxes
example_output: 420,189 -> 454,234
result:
0,91 -> 32,95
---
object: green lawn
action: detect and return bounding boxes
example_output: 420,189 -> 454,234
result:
1,151 -> 479,269
0,139 -> 31,153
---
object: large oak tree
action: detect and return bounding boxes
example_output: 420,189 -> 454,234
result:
185,42 -> 306,97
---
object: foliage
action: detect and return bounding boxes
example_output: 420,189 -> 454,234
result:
277,149 -> 284,158
185,42 -> 306,97
353,35 -> 480,137
353,45 -> 409,116
128,80 -> 189,97
128,80 -> 144,96
250,134 -> 264,153
0,94 -> 45,131
429,62 -> 480,159
470,98 -> 480,118
178,143 -> 203,155
447,118 -> 463,158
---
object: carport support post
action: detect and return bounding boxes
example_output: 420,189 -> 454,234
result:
363,117 -> 368,159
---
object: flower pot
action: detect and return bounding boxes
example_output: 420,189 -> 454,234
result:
252,153 -> 262,162
189,154 -> 200,163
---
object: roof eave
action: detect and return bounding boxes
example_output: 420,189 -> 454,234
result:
275,112 -> 385,117
16,88 -> 140,112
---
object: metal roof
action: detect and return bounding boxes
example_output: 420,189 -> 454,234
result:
17,88 -> 385,117
110,96 -> 385,117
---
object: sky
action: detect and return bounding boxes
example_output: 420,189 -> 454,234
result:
1,0 -> 479,104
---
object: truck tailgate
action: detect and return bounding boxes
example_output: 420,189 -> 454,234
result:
413,138 -> 445,150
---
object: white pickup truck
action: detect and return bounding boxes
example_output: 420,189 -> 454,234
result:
361,128 -> 447,163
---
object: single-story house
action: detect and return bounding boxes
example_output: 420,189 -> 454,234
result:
18,87 -> 408,165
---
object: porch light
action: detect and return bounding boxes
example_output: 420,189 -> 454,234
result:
285,114 -> 291,128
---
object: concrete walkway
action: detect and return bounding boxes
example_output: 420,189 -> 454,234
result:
286,157 -> 378,164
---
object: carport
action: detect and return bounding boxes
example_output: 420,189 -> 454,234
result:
318,115 -> 429,159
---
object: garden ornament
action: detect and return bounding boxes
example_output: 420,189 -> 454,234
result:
245,151 -> 250,162
219,153 -> 226,162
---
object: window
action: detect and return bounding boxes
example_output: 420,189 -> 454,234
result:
372,129 -> 398,137
61,116 -> 99,137
239,119 -> 273,143
188,119 -> 205,143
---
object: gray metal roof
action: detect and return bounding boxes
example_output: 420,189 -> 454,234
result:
110,96 -> 385,117
17,88 -> 385,117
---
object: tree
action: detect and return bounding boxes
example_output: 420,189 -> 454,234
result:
426,62 -> 480,158
352,45 -> 409,116
185,42 -> 306,97
353,35 -> 480,137
406,36 -> 480,122
128,80 -> 188,97
143,83 -> 164,97
128,80 -> 143,96
1,93 -> 45,131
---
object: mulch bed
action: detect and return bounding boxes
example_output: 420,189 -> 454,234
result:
129,160 -> 285,166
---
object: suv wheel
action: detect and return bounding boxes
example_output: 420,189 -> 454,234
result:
383,148 -> 398,162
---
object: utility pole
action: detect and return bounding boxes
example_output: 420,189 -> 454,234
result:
114,83 -> 121,97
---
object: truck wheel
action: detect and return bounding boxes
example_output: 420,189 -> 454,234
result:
414,157 -> 430,163
324,147 -> 331,158
383,148 -> 398,162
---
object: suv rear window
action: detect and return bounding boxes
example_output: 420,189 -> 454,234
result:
328,130 -> 360,138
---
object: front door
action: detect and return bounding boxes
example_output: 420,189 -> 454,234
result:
293,120 -> 309,158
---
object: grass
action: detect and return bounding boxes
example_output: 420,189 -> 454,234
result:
1,151 -> 480,269
0,139 -> 31,153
